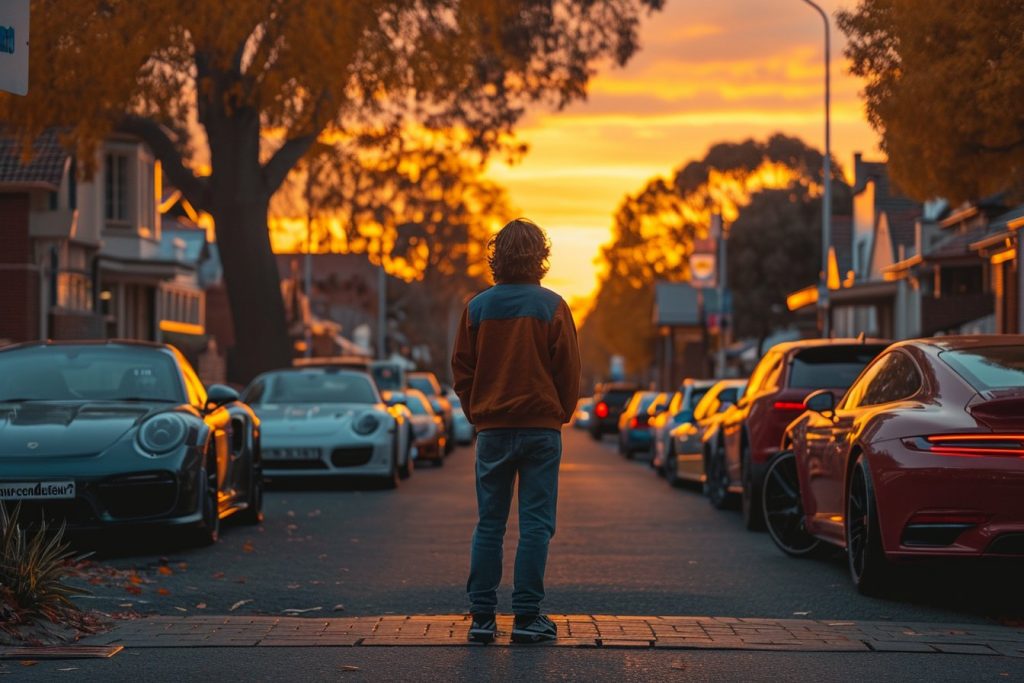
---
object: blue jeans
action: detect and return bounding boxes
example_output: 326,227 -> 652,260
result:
468,428 -> 561,616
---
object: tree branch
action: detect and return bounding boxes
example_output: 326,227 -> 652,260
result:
262,134 -> 317,196
117,115 -> 210,212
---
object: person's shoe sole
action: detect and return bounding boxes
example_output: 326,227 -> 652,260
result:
510,629 -> 557,644
468,628 -> 496,644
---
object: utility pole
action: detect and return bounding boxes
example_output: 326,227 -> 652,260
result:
802,0 -> 832,337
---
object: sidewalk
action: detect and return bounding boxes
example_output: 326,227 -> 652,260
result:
73,614 -> 1024,657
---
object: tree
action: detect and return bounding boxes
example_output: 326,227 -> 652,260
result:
580,134 -> 840,378
3,0 -> 663,381
838,0 -> 1024,202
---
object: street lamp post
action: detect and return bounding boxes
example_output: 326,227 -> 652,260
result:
802,0 -> 831,337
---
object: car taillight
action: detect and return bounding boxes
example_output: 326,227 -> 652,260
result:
595,402 -> 609,418
773,401 -> 806,412
903,434 -> 1024,457
630,417 -> 638,428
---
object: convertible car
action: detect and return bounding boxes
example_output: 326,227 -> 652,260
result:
0,341 -> 262,546
764,336 -> 1024,594
243,367 -> 412,487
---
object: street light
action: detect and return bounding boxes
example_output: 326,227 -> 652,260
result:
801,0 -> 831,337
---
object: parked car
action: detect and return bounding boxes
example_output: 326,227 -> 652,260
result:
292,355 -> 372,370
617,391 -> 668,457
243,367 -> 411,487
589,382 -> 638,440
446,392 -> 475,445
407,371 -> 454,454
764,336 -> 1024,594
571,398 -> 594,430
650,379 -> 717,474
664,379 -> 745,487
0,341 -> 262,546
709,338 -> 889,529
403,389 -> 447,465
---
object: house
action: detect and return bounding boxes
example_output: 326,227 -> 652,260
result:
0,131 -> 209,355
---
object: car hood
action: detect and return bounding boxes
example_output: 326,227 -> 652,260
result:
0,402 -> 155,458
255,403 -> 375,436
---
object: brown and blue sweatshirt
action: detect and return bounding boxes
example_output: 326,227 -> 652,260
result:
451,283 -> 581,432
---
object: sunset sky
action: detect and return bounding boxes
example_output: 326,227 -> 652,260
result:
486,0 -> 883,311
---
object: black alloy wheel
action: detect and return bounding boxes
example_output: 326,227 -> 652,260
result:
399,426 -> 413,480
846,453 -> 890,595
665,444 -> 681,487
380,447 -> 400,490
189,455 -> 220,546
741,445 -> 766,531
589,425 -> 602,441
705,442 -> 731,509
762,451 -> 819,556
236,468 -> 264,526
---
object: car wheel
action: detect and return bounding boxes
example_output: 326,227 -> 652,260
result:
590,426 -> 602,441
847,453 -> 890,595
741,444 -> 766,531
380,451 -> 399,490
665,444 -> 681,488
762,451 -> 819,556
705,442 -> 732,509
236,469 -> 264,526
189,459 -> 220,546
399,426 -> 413,480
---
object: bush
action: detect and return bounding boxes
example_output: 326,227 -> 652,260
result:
0,504 -> 86,624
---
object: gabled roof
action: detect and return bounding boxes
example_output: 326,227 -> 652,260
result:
831,215 -> 853,275
0,130 -> 69,190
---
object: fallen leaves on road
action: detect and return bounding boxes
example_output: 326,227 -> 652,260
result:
19,661 -> 36,667
157,566 -> 173,576
196,603 -> 207,610
156,588 -> 171,596
242,541 -> 255,553
282,607 -> 322,614
229,600 -> 253,612
307,509 -> 321,518
333,604 -> 345,612
212,572 -> 226,580
339,665 -> 360,672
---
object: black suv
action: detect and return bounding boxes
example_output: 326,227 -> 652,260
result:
588,382 -> 638,440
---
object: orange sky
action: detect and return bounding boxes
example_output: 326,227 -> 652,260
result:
486,0 -> 883,311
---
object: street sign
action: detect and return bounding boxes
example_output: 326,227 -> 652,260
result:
0,0 -> 28,95
689,252 -> 716,288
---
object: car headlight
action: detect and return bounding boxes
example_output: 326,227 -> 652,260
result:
138,413 -> 187,455
354,412 -> 381,435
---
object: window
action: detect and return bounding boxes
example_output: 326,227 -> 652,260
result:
843,352 -> 921,409
940,345 -> 1024,391
787,345 -> 888,390
104,152 -> 129,223
260,371 -> 378,405
744,352 -> 780,399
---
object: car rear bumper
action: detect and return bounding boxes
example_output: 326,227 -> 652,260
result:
871,440 -> 1024,558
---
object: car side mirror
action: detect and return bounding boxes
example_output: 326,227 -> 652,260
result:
206,384 -> 239,409
385,391 -> 407,406
804,390 -> 835,418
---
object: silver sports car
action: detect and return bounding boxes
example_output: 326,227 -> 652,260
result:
242,368 -> 411,487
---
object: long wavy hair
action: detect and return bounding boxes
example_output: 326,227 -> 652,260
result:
487,218 -> 551,284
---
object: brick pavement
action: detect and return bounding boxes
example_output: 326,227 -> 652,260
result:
71,615 -> 1024,657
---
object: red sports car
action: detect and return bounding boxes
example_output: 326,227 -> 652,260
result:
710,338 -> 888,529
764,336 -> 1024,594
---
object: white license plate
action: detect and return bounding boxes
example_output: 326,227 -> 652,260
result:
265,448 -> 320,461
0,481 -> 76,501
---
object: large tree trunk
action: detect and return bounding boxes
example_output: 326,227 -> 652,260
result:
207,109 -> 291,384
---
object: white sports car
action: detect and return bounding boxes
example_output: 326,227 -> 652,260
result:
242,368 -> 412,487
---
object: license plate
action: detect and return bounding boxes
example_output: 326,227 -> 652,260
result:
0,481 -> 76,501
265,448 -> 320,461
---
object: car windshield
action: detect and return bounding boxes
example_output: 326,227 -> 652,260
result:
406,393 -> 433,415
260,371 -> 378,405
408,375 -> 440,396
718,386 -> 740,406
788,345 -> 887,390
686,386 -> 711,409
603,390 -> 635,408
371,364 -> 403,391
0,346 -> 184,403
635,392 -> 659,412
939,345 -> 1024,391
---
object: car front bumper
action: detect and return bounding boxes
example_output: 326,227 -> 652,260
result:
262,433 -> 394,477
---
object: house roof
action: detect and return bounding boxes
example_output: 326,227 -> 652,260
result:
831,215 -> 853,275
0,130 -> 69,190
885,208 -> 919,251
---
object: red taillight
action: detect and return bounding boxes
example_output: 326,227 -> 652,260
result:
773,401 -> 806,412
630,417 -> 638,428
595,402 -> 609,418
903,434 -> 1024,457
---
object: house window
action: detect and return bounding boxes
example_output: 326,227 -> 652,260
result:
104,152 -> 129,223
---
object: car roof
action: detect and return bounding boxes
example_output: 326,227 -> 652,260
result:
768,337 -> 890,355
907,334 -> 1024,352
292,355 -> 370,368
599,382 -> 638,392
0,338 -> 172,353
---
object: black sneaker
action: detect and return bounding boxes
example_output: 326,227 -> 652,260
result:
511,614 -> 557,643
468,613 -> 497,643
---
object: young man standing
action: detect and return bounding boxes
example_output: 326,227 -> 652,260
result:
452,218 -> 581,644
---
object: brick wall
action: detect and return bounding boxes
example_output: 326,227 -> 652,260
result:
0,193 -> 39,343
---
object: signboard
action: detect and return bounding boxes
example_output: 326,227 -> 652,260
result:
0,0 -> 28,95
689,252 -> 716,288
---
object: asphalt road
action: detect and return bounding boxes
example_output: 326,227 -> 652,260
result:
14,427 -> 1022,680
73,427 -> 1024,623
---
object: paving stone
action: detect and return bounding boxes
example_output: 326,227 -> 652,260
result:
867,641 -> 939,653
931,643 -> 998,656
